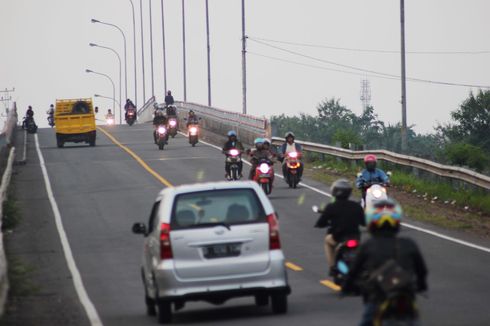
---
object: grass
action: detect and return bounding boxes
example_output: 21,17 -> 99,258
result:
306,156 -> 490,216
2,193 -> 20,231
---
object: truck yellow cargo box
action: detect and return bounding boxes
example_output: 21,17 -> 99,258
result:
55,99 -> 96,148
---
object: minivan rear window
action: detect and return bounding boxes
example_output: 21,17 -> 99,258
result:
171,189 -> 266,230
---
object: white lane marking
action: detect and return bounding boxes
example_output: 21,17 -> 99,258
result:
34,135 -> 103,326
198,134 -> 490,253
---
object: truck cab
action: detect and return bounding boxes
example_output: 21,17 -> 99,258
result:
55,98 -> 96,148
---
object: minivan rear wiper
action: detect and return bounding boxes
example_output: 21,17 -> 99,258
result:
186,222 -> 231,230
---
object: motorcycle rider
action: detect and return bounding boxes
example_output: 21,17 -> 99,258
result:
186,110 -> 199,127
314,179 -> 365,276
106,109 -> 114,119
47,104 -> 55,126
222,130 -> 245,180
124,99 -> 136,120
164,90 -> 174,106
279,131 -> 304,182
22,105 -> 35,129
356,154 -> 390,201
248,138 -> 276,180
342,199 -> 428,326
153,109 -> 168,144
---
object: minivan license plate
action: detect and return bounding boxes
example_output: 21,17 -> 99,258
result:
203,243 -> 241,259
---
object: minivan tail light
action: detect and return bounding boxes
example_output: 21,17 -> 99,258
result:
160,223 -> 173,259
266,213 -> 281,250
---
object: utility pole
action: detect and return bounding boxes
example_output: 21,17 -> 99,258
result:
360,79 -> 371,112
400,0 -> 408,152
182,0 -> 187,102
241,0 -> 247,114
160,0 -> 168,93
139,0 -> 147,103
205,0 -> 212,106
0,88 -> 15,114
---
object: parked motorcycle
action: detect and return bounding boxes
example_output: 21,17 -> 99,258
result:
312,205 -> 360,287
253,159 -> 274,195
226,149 -> 242,180
285,151 -> 301,188
126,107 -> 136,126
167,117 -> 178,138
155,125 -> 168,150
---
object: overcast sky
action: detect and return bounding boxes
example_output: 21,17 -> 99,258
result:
1,0 -> 489,132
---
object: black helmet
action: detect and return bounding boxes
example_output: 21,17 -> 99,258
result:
330,179 -> 352,200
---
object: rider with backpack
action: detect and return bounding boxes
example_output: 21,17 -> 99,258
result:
342,199 -> 428,326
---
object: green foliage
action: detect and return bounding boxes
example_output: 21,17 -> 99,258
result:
444,142 -> 490,172
332,129 -> 362,149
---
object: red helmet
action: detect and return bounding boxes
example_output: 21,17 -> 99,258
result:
364,154 -> 377,163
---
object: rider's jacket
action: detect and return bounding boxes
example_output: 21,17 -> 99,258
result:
165,95 -> 174,106
222,140 -> 244,154
279,142 -> 302,155
314,199 -> 365,241
356,169 -> 389,189
187,116 -> 199,125
342,232 -> 428,303
153,115 -> 167,126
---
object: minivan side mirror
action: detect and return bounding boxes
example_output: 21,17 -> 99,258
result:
132,222 -> 147,235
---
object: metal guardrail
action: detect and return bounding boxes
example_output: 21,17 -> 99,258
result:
271,137 -> 490,190
136,96 -> 156,123
175,101 -> 267,133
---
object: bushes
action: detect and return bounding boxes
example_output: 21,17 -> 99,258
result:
444,142 -> 490,172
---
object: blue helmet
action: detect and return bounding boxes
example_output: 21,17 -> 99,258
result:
227,130 -> 237,137
254,137 -> 264,145
365,198 -> 402,232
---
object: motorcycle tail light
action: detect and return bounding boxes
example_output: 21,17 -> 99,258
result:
169,120 -> 177,127
346,239 -> 359,248
259,163 -> 270,174
229,149 -> 239,156
158,126 -> 166,134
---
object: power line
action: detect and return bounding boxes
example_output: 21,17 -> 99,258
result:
248,38 -> 490,89
249,36 -> 490,55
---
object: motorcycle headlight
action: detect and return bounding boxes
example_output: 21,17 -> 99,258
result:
229,149 -> 239,156
169,120 -> 177,127
372,189 -> 383,198
189,127 -> 198,134
158,126 -> 167,134
259,163 -> 270,174
107,119 -> 114,125
288,152 -> 298,158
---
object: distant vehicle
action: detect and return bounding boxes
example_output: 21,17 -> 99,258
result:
55,98 -> 96,148
284,151 -> 301,188
126,107 -> 136,126
155,125 -> 167,150
132,181 -> 290,323
226,149 -> 242,180
253,159 -> 274,195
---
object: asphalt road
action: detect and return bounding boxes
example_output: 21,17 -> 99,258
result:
21,125 -> 490,325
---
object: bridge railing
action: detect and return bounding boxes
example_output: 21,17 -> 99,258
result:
271,137 -> 490,190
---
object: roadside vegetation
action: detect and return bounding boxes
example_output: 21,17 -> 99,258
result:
272,90 -> 490,174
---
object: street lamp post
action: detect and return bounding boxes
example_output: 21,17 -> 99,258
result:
241,0 -> 247,114
400,0 -> 408,152
91,19 -> 128,106
205,0 -> 211,106
139,0 -> 146,103
89,43 -> 122,124
182,0 -> 187,101
86,69 -> 116,113
128,0 -> 138,108
160,0 -> 168,93
94,94 -> 121,109
149,0 -> 155,97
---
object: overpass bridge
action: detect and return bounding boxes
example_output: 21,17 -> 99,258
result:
5,122 -> 490,325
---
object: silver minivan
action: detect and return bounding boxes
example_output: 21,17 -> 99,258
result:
132,181 -> 290,323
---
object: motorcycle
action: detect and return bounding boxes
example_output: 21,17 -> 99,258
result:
167,117 -> 178,138
155,125 -> 168,150
47,114 -> 55,127
187,124 -> 199,147
106,116 -> 115,126
253,159 -> 274,195
126,107 -> 136,126
23,117 -> 38,134
359,180 -> 389,209
312,205 -> 360,287
285,151 -> 301,188
226,149 -> 242,180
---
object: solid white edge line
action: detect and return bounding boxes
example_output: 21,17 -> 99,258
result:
196,133 -> 490,254
34,134 -> 103,326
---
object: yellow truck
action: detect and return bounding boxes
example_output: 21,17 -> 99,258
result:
55,98 -> 96,148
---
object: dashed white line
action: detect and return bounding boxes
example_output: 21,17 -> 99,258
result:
34,134 -> 103,326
